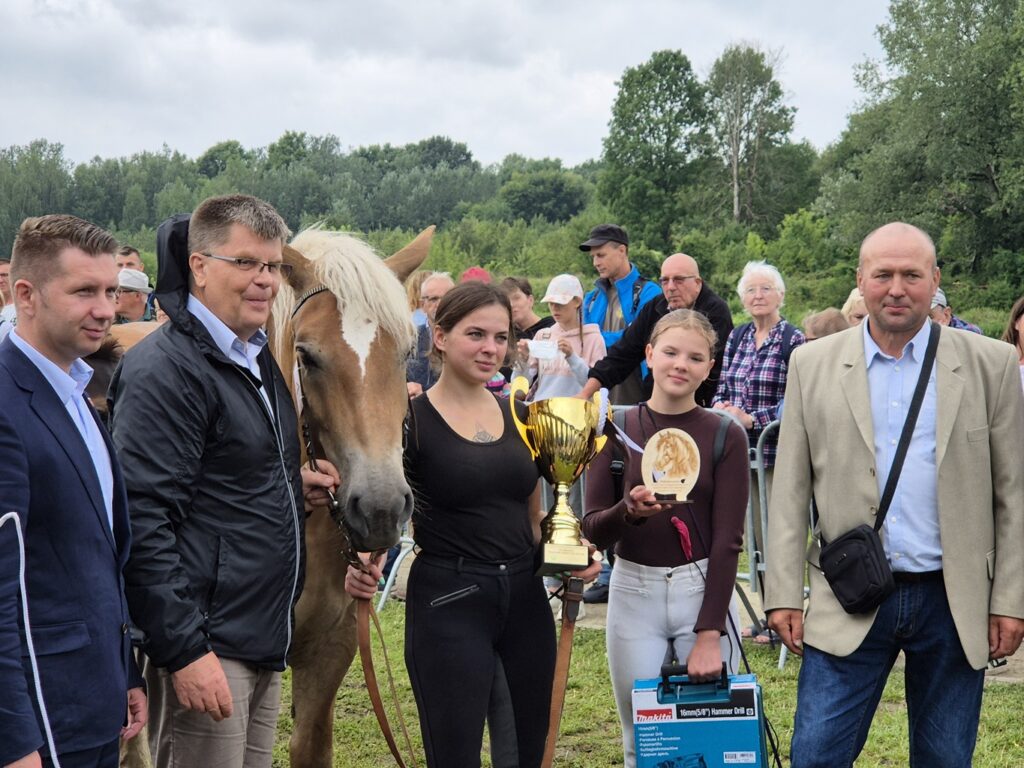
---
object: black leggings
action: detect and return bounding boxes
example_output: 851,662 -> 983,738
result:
405,550 -> 556,768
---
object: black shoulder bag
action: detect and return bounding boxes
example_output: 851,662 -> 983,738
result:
818,322 -> 939,614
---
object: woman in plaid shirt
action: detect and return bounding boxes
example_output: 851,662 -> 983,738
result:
713,262 -> 804,639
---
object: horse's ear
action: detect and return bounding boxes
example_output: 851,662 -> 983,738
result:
283,244 -> 317,293
384,225 -> 435,284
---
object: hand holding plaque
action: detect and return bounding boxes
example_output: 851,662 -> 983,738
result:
509,376 -> 607,576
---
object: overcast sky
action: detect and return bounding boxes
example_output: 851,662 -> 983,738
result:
1,0 -> 890,167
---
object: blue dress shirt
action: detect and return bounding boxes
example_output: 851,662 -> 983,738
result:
9,329 -> 114,531
187,295 -> 272,413
862,318 -> 941,571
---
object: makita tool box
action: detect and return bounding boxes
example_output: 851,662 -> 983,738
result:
632,665 -> 767,768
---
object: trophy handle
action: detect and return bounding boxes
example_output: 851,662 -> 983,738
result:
508,376 -> 539,459
591,390 -> 609,455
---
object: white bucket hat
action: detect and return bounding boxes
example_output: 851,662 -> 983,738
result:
541,274 -> 584,305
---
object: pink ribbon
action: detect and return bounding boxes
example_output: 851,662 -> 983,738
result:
670,516 -> 693,560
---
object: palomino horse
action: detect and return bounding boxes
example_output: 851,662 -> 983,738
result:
272,226 -> 432,768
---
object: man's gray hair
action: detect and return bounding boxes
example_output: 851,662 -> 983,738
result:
188,194 -> 291,254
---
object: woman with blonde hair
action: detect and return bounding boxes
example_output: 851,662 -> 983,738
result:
840,287 -> 867,325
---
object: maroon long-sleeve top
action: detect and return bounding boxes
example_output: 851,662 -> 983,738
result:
583,405 -> 750,633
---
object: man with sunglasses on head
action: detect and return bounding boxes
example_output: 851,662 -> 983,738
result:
578,252 -> 733,408
109,195 -> 338,768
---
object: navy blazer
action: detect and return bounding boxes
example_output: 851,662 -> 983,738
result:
0,337 -> 139,763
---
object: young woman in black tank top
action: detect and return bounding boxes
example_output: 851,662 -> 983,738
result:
346,282 -> 600,768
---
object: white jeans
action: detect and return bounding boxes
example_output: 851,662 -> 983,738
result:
606,556 -> 741,768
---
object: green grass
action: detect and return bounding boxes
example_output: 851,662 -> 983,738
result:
271,605 -> 1024,766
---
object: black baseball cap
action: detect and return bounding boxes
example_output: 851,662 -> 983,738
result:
579,224 -> 629,252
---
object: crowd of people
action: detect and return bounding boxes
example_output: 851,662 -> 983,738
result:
2,203 -> 1024,768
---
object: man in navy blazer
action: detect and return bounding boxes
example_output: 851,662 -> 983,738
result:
0,215 -> 146,768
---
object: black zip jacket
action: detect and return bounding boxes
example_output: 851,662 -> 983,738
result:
109,214 -> 304,672
587,285 -> 734,407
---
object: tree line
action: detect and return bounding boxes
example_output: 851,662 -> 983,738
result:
2,0 -> 1022,334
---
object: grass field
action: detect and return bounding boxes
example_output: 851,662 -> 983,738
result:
270,605 -> 1024,767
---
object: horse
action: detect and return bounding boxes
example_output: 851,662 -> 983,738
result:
271,226 -> 432,768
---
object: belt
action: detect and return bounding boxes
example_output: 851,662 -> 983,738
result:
892,569 -> 943,583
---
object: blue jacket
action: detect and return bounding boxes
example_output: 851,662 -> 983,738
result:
0,338 -> 140,763
582,264 -> 662,350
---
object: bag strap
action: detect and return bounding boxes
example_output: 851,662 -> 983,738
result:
872,322 -> 940,531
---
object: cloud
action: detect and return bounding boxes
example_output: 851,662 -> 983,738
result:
0,0 -> 888,167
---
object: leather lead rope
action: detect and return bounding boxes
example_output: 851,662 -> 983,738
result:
292,285 -> 418,767
542,576 -> 585,768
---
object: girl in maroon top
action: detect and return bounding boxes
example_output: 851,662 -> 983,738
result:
583,309 -> 749,768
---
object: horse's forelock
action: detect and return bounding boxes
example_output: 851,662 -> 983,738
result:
272,229 -> 416,359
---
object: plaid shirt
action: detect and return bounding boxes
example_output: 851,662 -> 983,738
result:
950,315 -> 983,334
712,319 -> 805,467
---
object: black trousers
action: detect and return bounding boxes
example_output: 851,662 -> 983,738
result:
405,550 -> 556,768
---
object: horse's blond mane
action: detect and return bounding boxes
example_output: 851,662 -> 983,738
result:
272,228 -> 416,359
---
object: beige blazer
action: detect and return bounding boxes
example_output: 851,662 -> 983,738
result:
764,323 -> 1024,669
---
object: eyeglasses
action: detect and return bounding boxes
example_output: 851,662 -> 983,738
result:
659,275 -> 698,287
421,295 -> 445,305
743,284 -> 778,296
202,253 -> 293,279
114,289 -> 141,298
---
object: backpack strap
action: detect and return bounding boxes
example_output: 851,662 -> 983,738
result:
708,409 -> 732,468
630,276 -> 648,317
779,322 -> 797,367
609,406 -> 636,501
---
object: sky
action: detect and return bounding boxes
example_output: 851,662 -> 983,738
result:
0,0 -> 891,168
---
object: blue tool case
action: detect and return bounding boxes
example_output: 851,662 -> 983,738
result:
632,665 -> 768,768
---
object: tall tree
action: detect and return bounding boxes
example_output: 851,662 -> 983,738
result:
706,45 -> 795,224
600,50 -> 709,251
819,0 -> 1024,274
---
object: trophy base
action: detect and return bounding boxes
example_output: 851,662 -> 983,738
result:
536,542 -> 590,577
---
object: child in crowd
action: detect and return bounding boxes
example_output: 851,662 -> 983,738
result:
514,273 -> 606,400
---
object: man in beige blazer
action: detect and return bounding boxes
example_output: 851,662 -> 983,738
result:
766,222 -> 1024,768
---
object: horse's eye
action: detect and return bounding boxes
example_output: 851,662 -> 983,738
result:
297,346 -> 321,370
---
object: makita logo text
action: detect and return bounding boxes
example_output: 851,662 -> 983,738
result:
635,708 -> 673,722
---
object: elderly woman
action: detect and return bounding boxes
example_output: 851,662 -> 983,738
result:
713,261 -> 804,641
840,287 -> 867,325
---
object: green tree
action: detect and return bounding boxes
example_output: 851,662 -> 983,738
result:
499,170 -> 589,223
820,0 -> 1024,275
706,45 -> 795,225
0,140 -> 73,257
267,131 -> 310,170
600,50 -> 709,251
121,184 -> 148,231
197,140 -> 248,178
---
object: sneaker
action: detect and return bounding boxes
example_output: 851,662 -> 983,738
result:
582,583 -> 610,604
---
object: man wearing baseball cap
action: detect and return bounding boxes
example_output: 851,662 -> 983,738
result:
115,268 -> 154,323
579,224 -> 661,405
930,287 -> 982,334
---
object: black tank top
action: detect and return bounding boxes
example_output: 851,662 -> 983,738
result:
406,394 -> 539,561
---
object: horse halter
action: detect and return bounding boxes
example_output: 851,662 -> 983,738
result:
290,284 -> 365,569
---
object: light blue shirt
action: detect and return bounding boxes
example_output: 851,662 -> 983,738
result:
10,329 -> 114,531
863,318 -> 941,571
187,295 -> 272,412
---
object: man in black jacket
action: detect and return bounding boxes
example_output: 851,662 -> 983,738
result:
110,195 -> 337,768
579,252 -> 733,407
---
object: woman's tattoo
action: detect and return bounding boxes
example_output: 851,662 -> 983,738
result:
473,422 -> 497,443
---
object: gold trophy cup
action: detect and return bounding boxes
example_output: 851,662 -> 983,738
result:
509,377 -> 608,576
